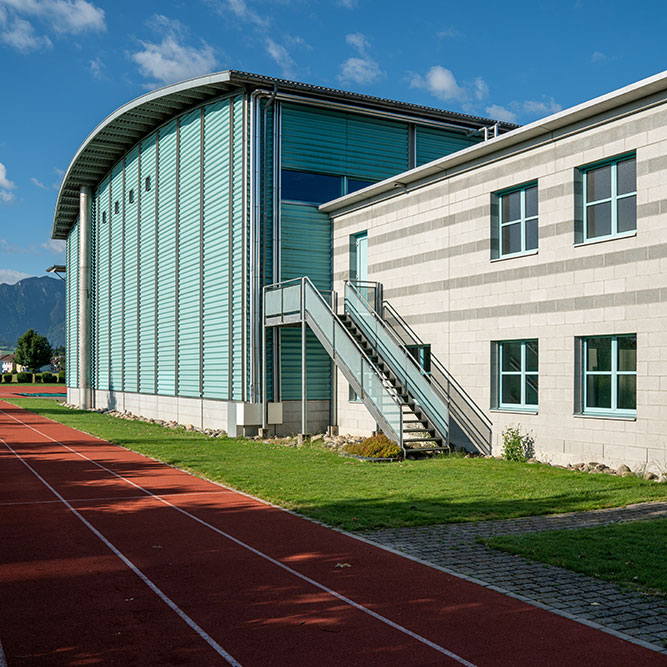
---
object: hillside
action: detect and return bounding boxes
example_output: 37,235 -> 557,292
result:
0,276 -> 65,348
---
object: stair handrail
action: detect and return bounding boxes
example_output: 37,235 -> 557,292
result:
382,299 -> 492,452
345,280 -> 450,444
264,276 -> 404,451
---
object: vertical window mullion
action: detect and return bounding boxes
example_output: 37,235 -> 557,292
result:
611,162 -> 618,236
611,336 -> 618,411
583,338 -> 588,409
520,189 -> 526,253
498,342 -> 503,405
520,341 -> 526,405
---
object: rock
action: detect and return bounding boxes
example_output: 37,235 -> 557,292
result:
526,458 -> 538,464
621,471 -> 635,477
617,464 -> 631,475
644,472 -> 658,481
311,433 -> 324,443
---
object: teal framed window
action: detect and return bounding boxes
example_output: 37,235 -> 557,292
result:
581,335 -> 636,417
492,182 -> 538,259
580,154 -> 636,242
281,170 -> 377,205
496,339 -> 538,411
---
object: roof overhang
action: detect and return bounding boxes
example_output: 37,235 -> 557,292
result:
52,70 -> 518,240
320,70 -> 667,216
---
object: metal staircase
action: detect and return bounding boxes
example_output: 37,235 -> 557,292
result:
264,276 -> 464,455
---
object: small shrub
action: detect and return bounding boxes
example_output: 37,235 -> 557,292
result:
16,372 -> 32,383
58,371 -> 66,384
501,424 -> 534,462
2,373 -> 12,383
41,372 -> 54,383
34,373 -> 42,383
344,433 -> 402,459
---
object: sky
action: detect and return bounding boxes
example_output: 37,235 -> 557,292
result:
0,0 -> 665,284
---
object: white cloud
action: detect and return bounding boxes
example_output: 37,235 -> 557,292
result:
411,66 -> 468,103
521,98 -> 561,115
0,268 -> 32,284
338,32 -> 384,86
346,32 -> 369,53
485,104 -> 517,123
285,35 -> 311,50
472,77 -> 489,102
89,56 -> 103,78
41,238 -> 65,254
265,38 -> 295,78
131,15 -> 217,87
30,177 -> 48,190
436,27 -> 461,38
0,162 -> 16,203
592,51 -> 607,63
337,0 -> 358,7
218,0 -> 267,27
0,0 -> 105,34
0,9 -> 51,51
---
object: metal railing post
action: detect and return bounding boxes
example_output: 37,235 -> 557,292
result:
301,278 -> 307,436
262,287 -> 267,431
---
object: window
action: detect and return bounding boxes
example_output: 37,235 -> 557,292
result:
145,176 -> 151,192
492,182 -> 538,259
114,200 -> 120,214
101,211 -> 107,224
346,178 -> 374,194
281,170 -> 342,204
581,335 -> 636,416
495,339 -> 538,411
580,154 -> 636,242
128,189 -> 134,204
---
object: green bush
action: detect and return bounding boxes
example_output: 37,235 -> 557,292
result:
343,433 -> 402,459
2,373 -> 12,383
58,371 -> 66,384
41,372 -> 54,383
34,373 -> 42,383
16,372 -> 32,383
501,424 -> 534,462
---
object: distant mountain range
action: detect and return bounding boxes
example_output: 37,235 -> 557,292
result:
0,276 -> 65,348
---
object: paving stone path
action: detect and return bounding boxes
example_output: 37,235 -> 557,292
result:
365,501 -> 667,653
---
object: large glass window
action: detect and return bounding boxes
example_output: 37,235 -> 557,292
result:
281,170 -> 342,203
496,339 -> 538,410
581,155 -> 636,242
494,182 -> 538,258
582,335 -> 636,416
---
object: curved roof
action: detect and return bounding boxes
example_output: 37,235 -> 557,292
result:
52,69 -> 518,239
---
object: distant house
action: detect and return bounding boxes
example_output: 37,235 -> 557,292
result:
0,354 -> 25,373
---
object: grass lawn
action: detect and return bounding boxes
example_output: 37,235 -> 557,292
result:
483,519 -> 667,596
6,398 -> 667,532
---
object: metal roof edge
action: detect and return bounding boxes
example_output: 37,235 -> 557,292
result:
320,70 -> 667,215
52,69 -> 520,240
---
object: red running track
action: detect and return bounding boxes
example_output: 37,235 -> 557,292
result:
0,398 -> 664,666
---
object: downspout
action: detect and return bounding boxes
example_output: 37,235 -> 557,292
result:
78,185 -> 92,410
249,86 -> 278,404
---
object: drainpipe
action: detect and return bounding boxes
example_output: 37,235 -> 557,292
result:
78,185 -> 92,410
249,87 -> 278,404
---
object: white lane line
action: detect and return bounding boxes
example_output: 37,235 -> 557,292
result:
0,490 -> 226,507
0,437 -> 242,667
0,408 -> 477,667
0,638 -> 7,667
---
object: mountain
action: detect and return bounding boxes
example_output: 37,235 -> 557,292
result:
0,276 -> 65,348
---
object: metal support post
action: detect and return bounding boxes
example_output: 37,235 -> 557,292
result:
78,185 -> 92,410
262,289 -> 267,430
301,279 -> 307,437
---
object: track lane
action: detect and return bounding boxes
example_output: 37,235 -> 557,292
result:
2,401 -> 665,666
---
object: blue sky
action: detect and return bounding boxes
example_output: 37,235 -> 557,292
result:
0,0 -> 665,284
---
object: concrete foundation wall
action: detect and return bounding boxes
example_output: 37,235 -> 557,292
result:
332,93 -> 667,474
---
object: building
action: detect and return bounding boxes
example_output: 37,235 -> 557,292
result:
321,71 -> 667,473
58,68 -> 667,472
54,71 -> 513,438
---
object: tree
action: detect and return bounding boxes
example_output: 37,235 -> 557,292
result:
15,329 -> 52,372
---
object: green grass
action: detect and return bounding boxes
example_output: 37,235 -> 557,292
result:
7,398 -> 667,532
484,519 -> 667,596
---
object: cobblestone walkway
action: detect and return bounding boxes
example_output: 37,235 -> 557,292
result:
365,501 -> 667,653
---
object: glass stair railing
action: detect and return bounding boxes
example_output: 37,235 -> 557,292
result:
264,277 -> 404,450
343,281 -> 450,451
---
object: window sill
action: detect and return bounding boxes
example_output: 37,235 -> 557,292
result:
574,412 -> 636,421
491,249 -> 538,263
574,230 -> 636,248
491,408 -> 538,415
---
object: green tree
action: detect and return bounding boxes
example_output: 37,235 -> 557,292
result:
15,329 -> 52,373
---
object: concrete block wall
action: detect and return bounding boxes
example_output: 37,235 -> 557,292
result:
332,95 -> 667,473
